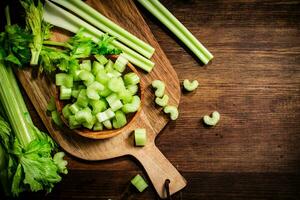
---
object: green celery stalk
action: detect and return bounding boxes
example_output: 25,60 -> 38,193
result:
137,0 -> 213,64
50,0 -> 155,59
43,0 -> 155,72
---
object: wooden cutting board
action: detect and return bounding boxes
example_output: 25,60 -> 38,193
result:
15,0 -> 186,198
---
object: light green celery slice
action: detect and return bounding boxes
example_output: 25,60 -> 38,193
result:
118,90 -> 133,104
134,128 -> 147,146
163,105 -> 179,120
127,84 -> 138,95
183,79 -> 199,92
152,80 -> 165,97
95,54 -> 108,65
113,54 -> 128,73
92,61 -> 104,75
75,107 -> 93,124
69,103 -> 80,115
62,104 -> 72,119
124,72 -> 140,86
102,120 -> 112,129
51,0 -> 155,59
68,115 -> 80,129
90,99 -> 107,115
115,110 -> 127,128
122,95 -> 141,113
99,87 -> 112,97
43,1 -> 154,72
137,0 -> 213,64
82,116 -> 97,129
96,108 -> 115,122
108,77 -> 125,93
60,86 -> 72,100
131,174 -> 148,192
80,60 -> 91,71
51,110 -> 63,126
106,94 -> 123,112
105,60 -> 114,72
93,121 -> 103,131
155,94 -> 169,107
47,96 -> 56,111
78,71 -> 95,86
76,89 -> 89,107
203,111 -> 220,126
87,82 -> 104,100
96,69 -> 110,85
55,73 -> 73,88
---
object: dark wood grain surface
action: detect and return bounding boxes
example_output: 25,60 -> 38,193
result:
9,0 -> 300,199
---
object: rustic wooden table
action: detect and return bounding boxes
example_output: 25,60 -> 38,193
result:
14,0 -> 300,199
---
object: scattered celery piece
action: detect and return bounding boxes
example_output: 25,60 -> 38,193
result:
164,105 -> 179,120
134,128 -> 147,146
131,174 -> 148,192
152,80 -> 165,97
183,79 -> 199,92
203,111 -> 220,126
155,94 -> 169,107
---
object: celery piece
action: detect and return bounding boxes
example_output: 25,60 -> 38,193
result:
92,61 -> 104,75
203,111 -> 220,126
112,118 -> 120,129
134,128 -> 147,146
108,77 -> 125,93
127,84 -> 139,95
51,110 -> 63,126
96,108 -> 115,122
137,0 -> 213,64
122,96 -> 141,113
62,104 -> 72,120
76,89 -> 89,107
105,60 -> 114,72
102,120 -> 112,129
113,54 -> 128,73
69,103 -> 80,115
55,73 -> 73,88
115,110 -> 127,128
71,89 -> 80,98
82,116 -> 97,129
118,90 -> 133,104
99,87 -> 112,97
72,69 -> 83,81
90,99 -> 107,115
60,86 -> 72,100
96,69 -> 110,85
47,96 -> 56,112
95,54 -> 108,65
163,105 -> 179,120
124,72 -> 140,86
183,79 -> 199,92
80,60 -> 91,71
87,82 -> 104,100
155,94 -> 169,107
107,70 -> 121,78
51,0 -> 155,59
106,94 -> 123,111
93,121 -> 103,131
152,80 -> 165,97
68,115 -> 80,129
43,0 -> 155,72
75,107 -> 93,124
78,70 -> 95,86
131,174 -> 148,192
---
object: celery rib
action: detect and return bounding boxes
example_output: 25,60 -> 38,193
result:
50,0 -> 155,59
43,0 -> 154,72
137,0 -> 213,64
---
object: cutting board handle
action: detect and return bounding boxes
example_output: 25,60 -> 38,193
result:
131,144 -> 187,199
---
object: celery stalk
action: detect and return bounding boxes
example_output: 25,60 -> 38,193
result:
50,0 -> 155,59
43,0 -> 155,72
137,0 -> 213,64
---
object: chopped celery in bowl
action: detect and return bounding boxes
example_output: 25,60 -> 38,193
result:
54,54 -> 143,139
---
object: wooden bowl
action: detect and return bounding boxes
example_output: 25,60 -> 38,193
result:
55,55 -> 143,139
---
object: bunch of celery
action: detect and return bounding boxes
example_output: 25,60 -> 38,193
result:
0,5 -> 67,197
43,0 -> 155,72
